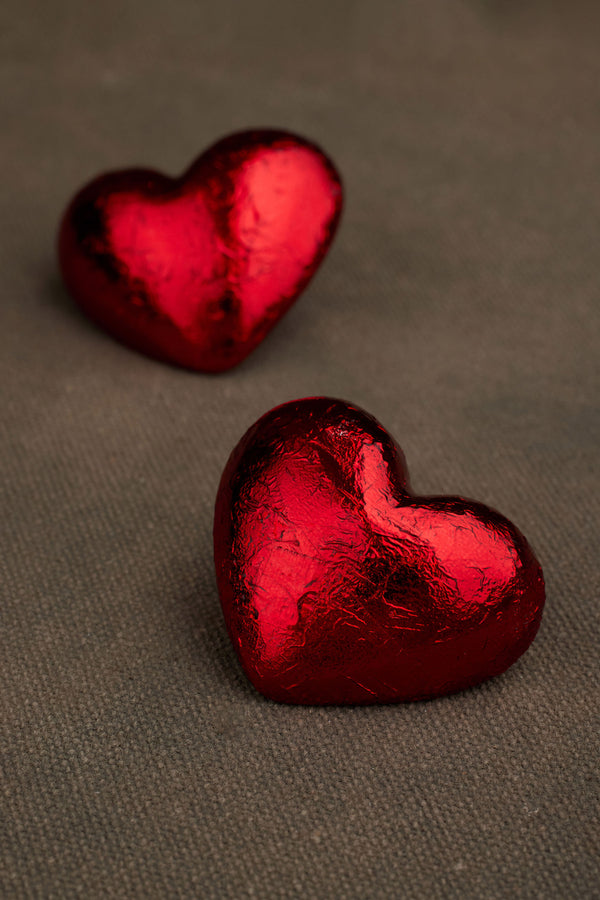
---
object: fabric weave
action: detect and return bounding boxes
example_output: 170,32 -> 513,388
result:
1,1 -> 598,897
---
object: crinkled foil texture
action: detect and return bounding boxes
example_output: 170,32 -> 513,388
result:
58,130 -> 343,372
214,398 -> 545,704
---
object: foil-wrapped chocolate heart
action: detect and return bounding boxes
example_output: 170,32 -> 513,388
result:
214,398 -> 545,704
58,130 -> 342,371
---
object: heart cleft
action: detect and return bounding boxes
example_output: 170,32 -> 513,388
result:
58,130 -> 343,372
214,398 -> 545,704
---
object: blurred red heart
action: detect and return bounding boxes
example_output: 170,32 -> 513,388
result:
58,130 -> 342,372
214,398 -> 545,704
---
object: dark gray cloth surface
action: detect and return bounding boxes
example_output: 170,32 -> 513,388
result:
1,1 -> 599,897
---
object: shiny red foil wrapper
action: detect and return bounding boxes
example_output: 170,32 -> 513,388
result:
58,130 -> 343,372
214,398 -> 545,704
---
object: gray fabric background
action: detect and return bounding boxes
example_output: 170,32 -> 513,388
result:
1,1 -> 599,897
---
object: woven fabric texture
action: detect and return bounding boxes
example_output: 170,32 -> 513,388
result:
1,1 -> 598,897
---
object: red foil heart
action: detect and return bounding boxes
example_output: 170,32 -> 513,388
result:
58,130 -> 343,372
214,398 -> 545,704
